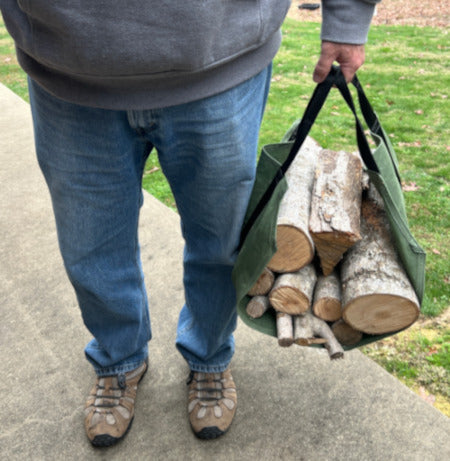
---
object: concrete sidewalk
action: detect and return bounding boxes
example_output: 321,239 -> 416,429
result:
0,83 -> 449,460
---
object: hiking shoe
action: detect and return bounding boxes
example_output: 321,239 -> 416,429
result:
84,360 -> 148,447
187,368 -> 237,439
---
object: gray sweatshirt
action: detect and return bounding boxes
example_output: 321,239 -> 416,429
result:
0,0 -> 380,110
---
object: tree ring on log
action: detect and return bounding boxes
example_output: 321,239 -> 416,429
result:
267,225 -> 314,272
331,319 -> 363,346
343,294 -> 420,334
270,287 -> 309,315
313,298 -> 342,322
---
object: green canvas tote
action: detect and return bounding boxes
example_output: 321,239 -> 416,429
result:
232,66 -> 426,348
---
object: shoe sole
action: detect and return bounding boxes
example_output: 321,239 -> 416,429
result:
194,426 -> 227,440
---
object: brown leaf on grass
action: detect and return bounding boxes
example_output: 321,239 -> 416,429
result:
145,166 -> 159,174
398,141 -> 421,148
431,248 -> 441,255
426,346 -> 439,356
402,181 -> 420,192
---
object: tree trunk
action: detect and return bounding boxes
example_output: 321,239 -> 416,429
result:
312,271 -> 342,322
277,312 -> 294,347
341,184 -> 420,335
309,149 -> 363,275
331,319 -> 363,346
248,267 -> 275,296
267,137 -> 320,273
294,311 -> 344,360
269,264 -> 317,315
246,295 -> 271,319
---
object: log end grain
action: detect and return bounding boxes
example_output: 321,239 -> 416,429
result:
246,296 -> 271,319
278,337 -> 295,347
270,287 -> 309,315
343,294 -> 420,335
312,232 -> 361,276
267,225 -> 314,273
313,298 -> 342,322
331,319 -> 363,346
247,268 -> 275,296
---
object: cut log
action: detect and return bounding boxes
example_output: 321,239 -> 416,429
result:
246,295 -> 271,319
269,264 -> 317,315
248,267 -> 275,296
331,319 -> 363,346
267,136 -> 320,273
277,312 -> 294,347
309,150 -> 363,275
341,184 -> 420,335
293,314 -> 327,346
312,271 -> 342,322
294,311 -> 344,360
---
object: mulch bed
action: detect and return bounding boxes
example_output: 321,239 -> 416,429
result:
289,1 -> 449,28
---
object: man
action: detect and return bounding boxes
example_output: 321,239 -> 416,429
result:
0,0 -> 380,447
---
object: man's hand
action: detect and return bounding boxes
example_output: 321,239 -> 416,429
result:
313,41 -> 365,83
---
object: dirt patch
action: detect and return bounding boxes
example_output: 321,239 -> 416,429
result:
289,1 -> 449,28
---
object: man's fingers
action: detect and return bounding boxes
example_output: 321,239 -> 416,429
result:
313,56 -> 333,83
312,41 -> 365,83
313,44 -> 335,83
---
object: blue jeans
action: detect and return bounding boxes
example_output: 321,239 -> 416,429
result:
28,66 -> 271,376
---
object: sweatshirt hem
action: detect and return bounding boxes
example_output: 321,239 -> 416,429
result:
18,32 -> 282,110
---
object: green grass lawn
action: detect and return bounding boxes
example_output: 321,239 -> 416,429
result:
1,16 -> 448,413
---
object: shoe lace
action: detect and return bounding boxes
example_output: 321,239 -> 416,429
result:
187,371 -> 224,403
92,375 -> 126,411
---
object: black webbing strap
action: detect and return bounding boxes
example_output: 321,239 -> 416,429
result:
351,74 -> 402,184
238,67 -> 336,248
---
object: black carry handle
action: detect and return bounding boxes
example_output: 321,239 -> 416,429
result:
238,67 -> 336,248
239,65 -> 390,248
351,73 -> 402,184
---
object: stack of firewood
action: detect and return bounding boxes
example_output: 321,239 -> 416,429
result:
245,137 -> 420,360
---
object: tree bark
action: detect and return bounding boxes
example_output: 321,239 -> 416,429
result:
269,264 -> 317,315
246,295 -> 271,319
248,267 -> 275,296
277,312 -> 294,347
294,311 -> 344,360
312,271 -> 342,322
341,184 -> 420,335
267,137 -> 320,273
331,319 -> 363,346
309,150 -> 363,275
